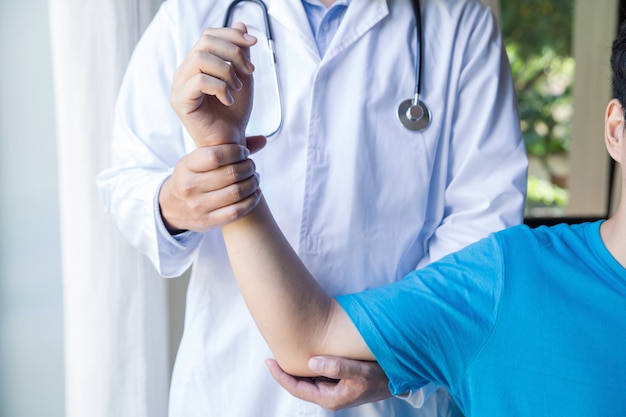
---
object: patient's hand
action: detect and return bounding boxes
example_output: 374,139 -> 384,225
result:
265,356 -> 391,410
170,21 -> 256,148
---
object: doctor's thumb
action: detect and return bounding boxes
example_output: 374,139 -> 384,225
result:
246,135 -> 268,155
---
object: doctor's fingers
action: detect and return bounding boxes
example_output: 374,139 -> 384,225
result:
186,178 -> 262,229
202,189 -> 263,229
186,159 -> 258,194
175,148 -> 258,196
265,358 -> 391,411
185,144 -> 252,172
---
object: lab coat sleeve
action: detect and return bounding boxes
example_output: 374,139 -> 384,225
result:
96,3 -> 203,277
419,4 -> 528,267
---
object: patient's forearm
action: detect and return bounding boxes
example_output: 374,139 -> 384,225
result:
221,197 -> 373,376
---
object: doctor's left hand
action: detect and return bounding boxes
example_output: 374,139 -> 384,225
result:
265,356 -> 392,410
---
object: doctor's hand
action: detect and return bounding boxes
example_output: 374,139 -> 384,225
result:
159,138 -> 266,234
265,356 -> 392,410
170,22 -> 256,148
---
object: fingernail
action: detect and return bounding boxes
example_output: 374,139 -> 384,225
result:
225,91 -> 234,105
243,33 -> 256,42
243,147 -> 250,158
246,60 -> 255,73
308,357 -> 324,372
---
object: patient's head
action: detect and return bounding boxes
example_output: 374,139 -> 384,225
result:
611,22 -> 626,111
609,23 -> 626,168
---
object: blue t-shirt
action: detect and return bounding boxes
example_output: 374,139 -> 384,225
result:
337,221 -> 626,416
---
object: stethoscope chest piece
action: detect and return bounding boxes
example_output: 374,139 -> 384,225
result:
397,98 -> 431,131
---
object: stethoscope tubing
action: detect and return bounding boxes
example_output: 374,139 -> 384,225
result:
399,0 -> 431,131
411,0 -> 423,104
223,0 -> 274,41
224,0 -> 431,132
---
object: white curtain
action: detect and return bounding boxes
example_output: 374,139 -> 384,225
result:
48,1 -> 169,416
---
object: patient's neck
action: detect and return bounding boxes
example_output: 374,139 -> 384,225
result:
600,199 -> 626,268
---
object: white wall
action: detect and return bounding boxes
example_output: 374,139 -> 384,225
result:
0,0 -> 65,416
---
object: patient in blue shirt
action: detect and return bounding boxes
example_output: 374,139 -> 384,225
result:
337,220 -> 624,415
218,21 -> 626,417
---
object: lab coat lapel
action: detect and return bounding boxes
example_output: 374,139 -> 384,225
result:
266,0 -> 319,56
324,0 -> 390,62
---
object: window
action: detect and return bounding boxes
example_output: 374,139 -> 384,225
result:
498,0 -> 620,223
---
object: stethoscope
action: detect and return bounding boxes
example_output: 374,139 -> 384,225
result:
223,0 -> 431,133
397,0 -> 431,131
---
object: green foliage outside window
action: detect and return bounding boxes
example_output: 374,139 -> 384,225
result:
501,0 -> 575,216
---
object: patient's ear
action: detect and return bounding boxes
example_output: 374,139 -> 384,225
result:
605,98 -> 624,163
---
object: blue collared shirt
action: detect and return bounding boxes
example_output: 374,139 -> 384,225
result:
301,0 -> 350,55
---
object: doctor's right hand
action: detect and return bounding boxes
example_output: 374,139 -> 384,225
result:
159,138 -> 265,234
266,356 -> 392,410
170,22 -> 257,149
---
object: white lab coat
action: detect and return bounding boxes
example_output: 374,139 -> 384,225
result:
97,0 -> 528,416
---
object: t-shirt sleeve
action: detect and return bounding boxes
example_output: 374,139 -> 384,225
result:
336,235 -> 504,396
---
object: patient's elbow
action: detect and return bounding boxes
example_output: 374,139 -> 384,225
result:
273,350 -> 319,378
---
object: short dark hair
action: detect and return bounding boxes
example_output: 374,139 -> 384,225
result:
611,22 -> 626,109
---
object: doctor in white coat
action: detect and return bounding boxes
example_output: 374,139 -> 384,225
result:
97,0 -> 528,416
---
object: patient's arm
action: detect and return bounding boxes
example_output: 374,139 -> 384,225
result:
222,197 -> 374,376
